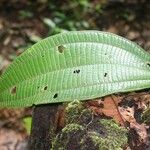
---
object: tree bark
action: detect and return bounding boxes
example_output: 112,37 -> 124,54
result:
28,104 -> 60,150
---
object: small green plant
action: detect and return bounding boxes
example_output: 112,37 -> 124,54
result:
0,31 -> 149,149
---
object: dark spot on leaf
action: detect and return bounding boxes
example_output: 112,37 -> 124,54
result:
53,93 -> 58,98
104,73 -> 107,77
44,86 -> 48,90
77,70 -> 80,73
104,53 -> 107,55
42,55 -> 44,57
73,70 -> 80,74
147,62 -> 150,67
58,45 -> 65,53
11,86 -> 17,94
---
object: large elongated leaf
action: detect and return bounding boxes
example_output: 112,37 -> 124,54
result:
0,31 -> 150,107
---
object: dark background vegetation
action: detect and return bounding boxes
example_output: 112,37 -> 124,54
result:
0,0 -> 149,150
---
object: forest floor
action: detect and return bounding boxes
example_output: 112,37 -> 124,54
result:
0,1 -> 149,150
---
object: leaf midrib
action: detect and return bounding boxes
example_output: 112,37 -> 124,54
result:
0,63 -> 150,94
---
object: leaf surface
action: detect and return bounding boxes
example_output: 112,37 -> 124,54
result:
0,31 -> 150,107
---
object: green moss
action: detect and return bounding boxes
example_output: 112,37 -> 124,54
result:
52,124 -> 86,150
99,119 -> 128,145
80,119 -> 127,150
89,119 -> 127,150
62,123 -> 84,134
65,100 -> 84,124
52,101 -> 128,150
79,108 -> 93,125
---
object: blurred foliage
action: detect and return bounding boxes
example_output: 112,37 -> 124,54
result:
42,0 -> 106,35
0,56 -> 3,70
0,0 -> 107,35
23,117 -> 32,134
19,10 -> 33,19
0,0 -> 149,47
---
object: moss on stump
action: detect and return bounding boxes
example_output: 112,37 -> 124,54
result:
52,101 -> 128,150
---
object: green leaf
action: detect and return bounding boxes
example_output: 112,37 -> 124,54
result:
0,31 -> 150,107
